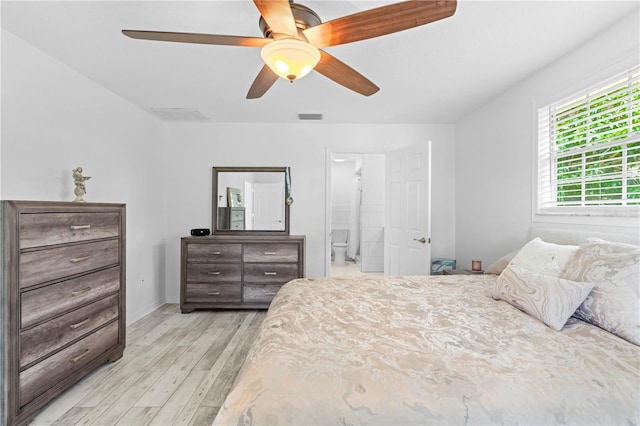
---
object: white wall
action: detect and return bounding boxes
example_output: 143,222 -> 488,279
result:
455,12 -> 640,271
163,123 -> 456,302
1,30 -> 167,324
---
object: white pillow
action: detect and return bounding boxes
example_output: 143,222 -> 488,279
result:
563,238 -> 640,346
509,238 -> 578,277
485,249 -> 518,275
491,264 -> 594,331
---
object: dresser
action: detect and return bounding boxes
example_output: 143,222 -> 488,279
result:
217,207 -> 245,230
180,235 -> 305,311
0,201 -> 126,426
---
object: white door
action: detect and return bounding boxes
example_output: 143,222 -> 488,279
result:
385,142 -> 431,275
253,182 -> 285,230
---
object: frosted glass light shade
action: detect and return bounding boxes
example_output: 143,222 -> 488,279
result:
261,39 -> 320,82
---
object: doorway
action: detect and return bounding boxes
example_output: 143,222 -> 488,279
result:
327,153 -> 385,277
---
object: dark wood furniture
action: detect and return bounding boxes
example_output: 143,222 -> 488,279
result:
181,235 -> 305,312
442,269 -> 480,275
0,201 -> 126,426
217,207 -> 245,230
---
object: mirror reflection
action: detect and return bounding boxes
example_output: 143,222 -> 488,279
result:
215,171 -> 286,231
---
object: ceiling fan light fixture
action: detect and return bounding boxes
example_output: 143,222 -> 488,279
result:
261,38 -> 320,82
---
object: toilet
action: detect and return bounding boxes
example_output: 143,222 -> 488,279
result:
332,229 -> 349,266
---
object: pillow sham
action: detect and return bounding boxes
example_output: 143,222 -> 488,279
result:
509,238 -> 578,277
491,264 -> 594,331
485,249 -> 518,275
562,238 -> 640,346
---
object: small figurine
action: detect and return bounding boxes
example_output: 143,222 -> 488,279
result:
72,166 -> 91,202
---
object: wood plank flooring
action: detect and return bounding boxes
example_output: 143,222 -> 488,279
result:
29,305 -> 266,426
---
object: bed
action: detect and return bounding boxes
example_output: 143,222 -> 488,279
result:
213,232 -> 640,425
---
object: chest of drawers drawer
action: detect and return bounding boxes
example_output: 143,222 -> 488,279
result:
185,263 -> 242,283
244,263 -> 299,284
185,284 -> 242,303
187,243 -> 241,262
243,284 -> 283,304
19,239 -> 119,289
19,212 -> 120,249
244,243 -> 299,263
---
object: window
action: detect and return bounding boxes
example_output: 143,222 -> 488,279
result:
537,65 -> 640,217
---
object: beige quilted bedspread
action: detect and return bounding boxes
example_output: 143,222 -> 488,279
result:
213,275 -> 639,425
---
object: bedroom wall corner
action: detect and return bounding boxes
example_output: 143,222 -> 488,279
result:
1,29 -> 167,325
454,11 -> 640,271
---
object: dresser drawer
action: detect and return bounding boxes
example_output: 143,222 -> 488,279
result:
19,212 -> 120,249
21,267 -> 120,329
243,284 -> 282,304
20,321 -> 119,407
186,263 -> 242,283
243,244 -> 299,263
185,284 -> 241,303
187,243 -> 242,262
20,239 -> 119,289
244,263 -> 299,284
20,294 -> 119,368
230,209 -> 244,221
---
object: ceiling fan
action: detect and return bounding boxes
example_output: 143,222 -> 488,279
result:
122,0 -> 457,99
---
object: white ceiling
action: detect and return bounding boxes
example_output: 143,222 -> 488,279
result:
2,1 -> 638,123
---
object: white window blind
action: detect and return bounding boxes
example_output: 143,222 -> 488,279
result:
537,65 -> 640,216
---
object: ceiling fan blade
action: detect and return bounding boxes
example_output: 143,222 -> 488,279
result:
253,0 -> 298,37
247,65 -> 279,99
122,30 -> 271,47
304,0 -> 457,48
314,50 -> 379,97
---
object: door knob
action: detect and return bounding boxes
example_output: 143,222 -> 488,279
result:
413,237 -> 427,244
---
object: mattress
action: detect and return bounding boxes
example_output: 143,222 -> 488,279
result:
213,274 -> 640,425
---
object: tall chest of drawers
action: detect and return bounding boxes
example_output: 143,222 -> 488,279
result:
0,201 -> 126,425
181,235 -> 305,311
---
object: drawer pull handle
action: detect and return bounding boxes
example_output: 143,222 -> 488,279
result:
70,349 -> 91,363
70,318 -> 90,330
71,287 -> 91,297
264,272 -> 277,276
264,252 -> 277,255
207,292 -> 220,296
70,224 -> 91,230
70,256 -> 90,263
207,271 -> 221,275
210,251 -> 222,255
263,291 -> 277,296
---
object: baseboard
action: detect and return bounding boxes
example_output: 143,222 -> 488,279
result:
126,297 -> 166,326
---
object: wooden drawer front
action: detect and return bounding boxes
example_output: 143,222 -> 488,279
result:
186,263 -> 242,283
243,243 -> 299,263
21,267 -> 120,329
19,239 -> 119,289
244,263 -> 299,284
243,284 -> 282,304
20,294 -> 119,368
185,284 -> 241,303
230,210 -> 244,221
230,220 -> 244,230
20,321 -> 118,407
187,243 -> 242,262
19,212 -> 120,249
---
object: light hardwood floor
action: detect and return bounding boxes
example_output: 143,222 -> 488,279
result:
29,305 -> 266,426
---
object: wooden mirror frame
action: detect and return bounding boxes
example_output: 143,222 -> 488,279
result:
212,166 -> 290,236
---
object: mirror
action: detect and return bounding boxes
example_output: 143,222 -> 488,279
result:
212,166 -> 290,235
